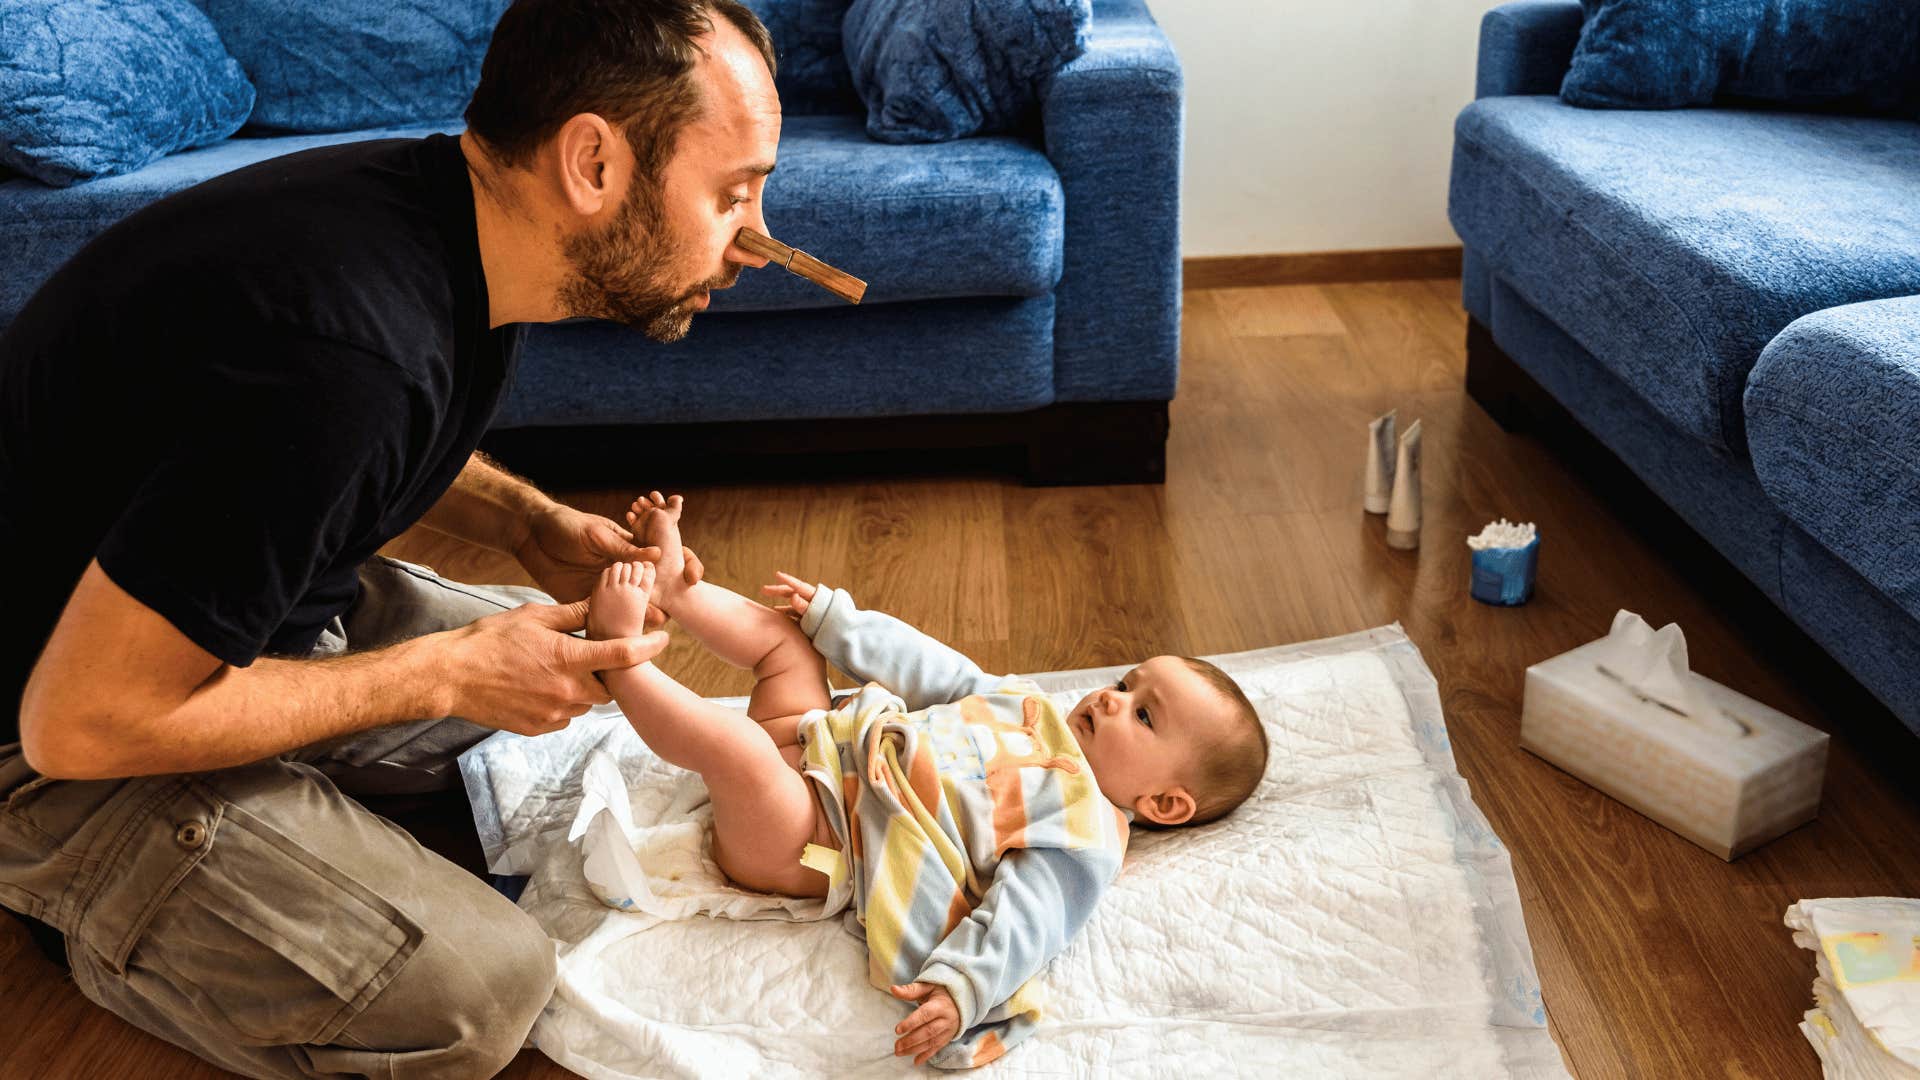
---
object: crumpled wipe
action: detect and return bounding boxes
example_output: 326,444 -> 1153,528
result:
571,749 -> 832,925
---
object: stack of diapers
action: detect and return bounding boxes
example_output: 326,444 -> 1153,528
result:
461,625 -> 1570,1078
1786,898 -> 1920,1078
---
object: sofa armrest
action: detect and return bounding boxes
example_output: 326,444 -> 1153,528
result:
1039,0 -> 1182,403
1476,1 -> 1583,99
1746,296 -> 1920,622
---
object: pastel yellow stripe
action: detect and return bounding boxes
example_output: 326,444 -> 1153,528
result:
862,815 -> 923,982
940,775 -> 988,897
1031,699 -> 1102,846
883,739 -> 969,888
1001,978 -> 1047,1022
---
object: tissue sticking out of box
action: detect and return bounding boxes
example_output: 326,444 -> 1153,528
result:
1467,519 -> 1536,551
1596,611 -> 1752,737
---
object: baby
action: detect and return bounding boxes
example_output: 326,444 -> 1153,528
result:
585,492 -> 1268,1069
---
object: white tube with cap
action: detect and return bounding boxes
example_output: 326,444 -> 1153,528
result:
1386,418 -> 1422,549
1364,409 -> 1397,514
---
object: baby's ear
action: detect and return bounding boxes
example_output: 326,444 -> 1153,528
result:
1134,787 -> 1196,826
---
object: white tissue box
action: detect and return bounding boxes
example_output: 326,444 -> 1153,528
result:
1520,620 -> 1829,861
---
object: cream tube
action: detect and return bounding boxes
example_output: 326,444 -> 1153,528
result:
1386,418 -> 1423,550
1364,409 -> 1397,514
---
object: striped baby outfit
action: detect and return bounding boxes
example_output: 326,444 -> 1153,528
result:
795,586 -> 1129,1069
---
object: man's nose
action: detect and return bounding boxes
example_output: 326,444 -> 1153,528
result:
726,212 -> 773,268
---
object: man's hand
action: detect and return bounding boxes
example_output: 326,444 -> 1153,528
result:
514,502 -> 708,620
515,503 -> 657,603
889,982 -> 960,1066
438,599 -> 668,735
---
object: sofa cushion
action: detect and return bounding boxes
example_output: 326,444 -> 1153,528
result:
1450,96 -> 1920,457
710,114 -> 1063,312
0,114 -> 1063,328
1746,296 -> 1920,626
1561,0 -> 1920,116
186,0 -> 508,133
843,0 -> 1089,143
0,0 -> 255,186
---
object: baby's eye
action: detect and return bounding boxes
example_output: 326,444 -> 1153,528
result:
1114,679 -> 1127,691
1136,708 -> 1152,729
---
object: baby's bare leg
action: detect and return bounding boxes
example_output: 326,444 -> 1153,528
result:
590,564 -> 829,896
630,492 -> 829,723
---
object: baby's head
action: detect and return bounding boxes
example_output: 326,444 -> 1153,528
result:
1066,655 -> 1267,828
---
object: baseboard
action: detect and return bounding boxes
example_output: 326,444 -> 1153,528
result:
1183,246 -> 1463,289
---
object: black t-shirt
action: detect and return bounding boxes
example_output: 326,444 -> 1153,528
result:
0,133 -> 524,745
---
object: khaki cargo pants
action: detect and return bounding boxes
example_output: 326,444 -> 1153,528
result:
0,557 -> 560,1079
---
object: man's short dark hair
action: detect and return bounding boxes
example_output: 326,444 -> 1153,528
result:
465,0 -> 776,179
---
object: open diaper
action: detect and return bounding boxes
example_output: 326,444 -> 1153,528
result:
460,625 -> 1570,1078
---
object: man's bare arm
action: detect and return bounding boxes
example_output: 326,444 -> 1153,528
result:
17,561 -> 664,780
416,450 -> 554,554
417,452 -> 691,606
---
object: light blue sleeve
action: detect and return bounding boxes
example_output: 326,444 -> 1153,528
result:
911,844 -> 1118,1063
797,584 -> 1008,710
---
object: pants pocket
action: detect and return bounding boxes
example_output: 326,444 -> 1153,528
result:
74,792 -> 425,1047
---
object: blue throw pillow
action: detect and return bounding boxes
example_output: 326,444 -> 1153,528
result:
842,0 -> 1090,143
1562,0 -> 1920,115
0,0 -> 254,186
188,0 -> 511,133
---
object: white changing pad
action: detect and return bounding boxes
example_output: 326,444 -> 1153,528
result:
459,625 -> 1570,1078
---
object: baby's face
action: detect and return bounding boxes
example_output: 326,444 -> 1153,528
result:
1065,655 -> 1226,824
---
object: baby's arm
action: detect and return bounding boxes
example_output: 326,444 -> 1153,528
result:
766,575 -> 1005,709
891,845 -> 1118,1067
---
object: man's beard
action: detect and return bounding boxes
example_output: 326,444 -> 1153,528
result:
559,178 -> 735,343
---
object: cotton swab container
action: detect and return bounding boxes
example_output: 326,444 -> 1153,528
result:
1468,519 -> 1539,606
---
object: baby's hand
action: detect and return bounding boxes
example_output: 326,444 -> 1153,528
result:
889,982 -> 959,1066
760,571 -> 816,621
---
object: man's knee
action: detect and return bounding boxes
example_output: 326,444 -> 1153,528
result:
346,903 -> 555,1074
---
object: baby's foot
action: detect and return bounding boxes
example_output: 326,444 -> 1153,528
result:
587,560 -> 656,641
626,491 -> 686,603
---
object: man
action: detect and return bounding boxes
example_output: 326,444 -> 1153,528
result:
0,0 -> 781,1074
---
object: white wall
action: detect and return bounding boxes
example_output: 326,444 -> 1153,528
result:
1153,1 -> 1502,257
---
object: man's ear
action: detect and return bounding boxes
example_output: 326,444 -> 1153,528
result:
552,112 -> 622,218
1134,787 -> 1196,826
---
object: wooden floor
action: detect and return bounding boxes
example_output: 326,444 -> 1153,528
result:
7,278 -> 1918,1078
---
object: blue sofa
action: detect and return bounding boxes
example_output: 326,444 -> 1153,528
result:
0,0 -> 1183,484
1449,0 -> 1920,737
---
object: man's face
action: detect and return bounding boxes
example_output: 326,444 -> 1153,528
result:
561,20 -> 780,343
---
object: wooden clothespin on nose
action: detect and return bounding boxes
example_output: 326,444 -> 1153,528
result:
734,228 -> 867,304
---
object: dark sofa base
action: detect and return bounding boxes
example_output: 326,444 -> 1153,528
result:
1467,317 -> 1771,612
480,400 -> 1169,489
1464,313 -> 1920,776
